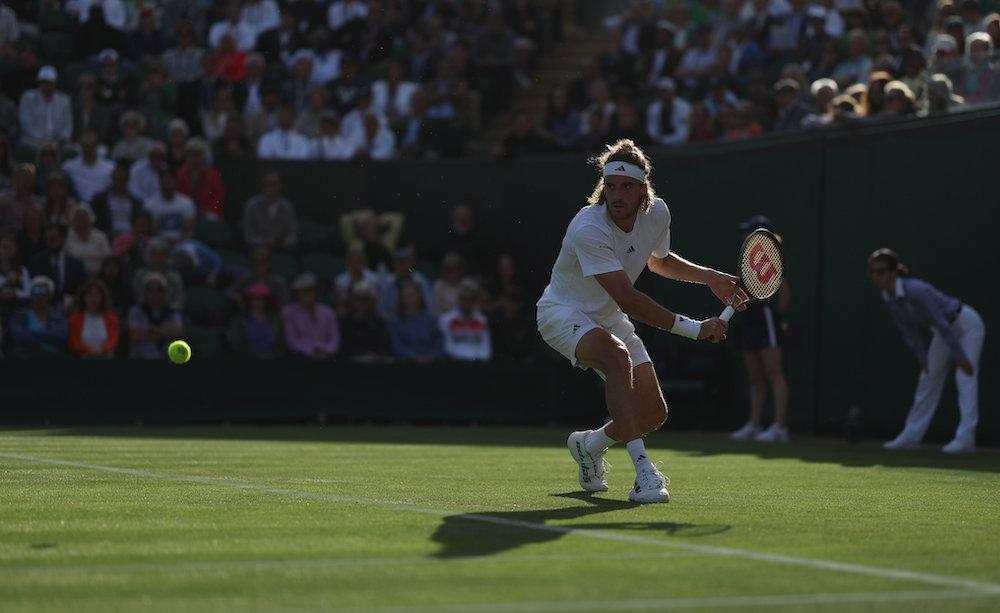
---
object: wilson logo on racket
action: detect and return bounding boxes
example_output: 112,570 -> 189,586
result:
747,241 -> 779,285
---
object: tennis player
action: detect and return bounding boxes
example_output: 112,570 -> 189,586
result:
536,139 -> 745,503
869,248 -> 985,453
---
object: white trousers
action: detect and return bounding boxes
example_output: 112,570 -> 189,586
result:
897,306 -> 986,443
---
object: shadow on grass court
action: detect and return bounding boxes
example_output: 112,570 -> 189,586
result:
33,426 -> 1000,474
431,492 -> 732,558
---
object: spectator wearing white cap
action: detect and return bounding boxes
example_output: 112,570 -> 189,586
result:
61,131 -> 114,205
646,77 -> 690,146
9,275 -> 68,358
65,203 -> 110,275
440,279 -> 491,361
929,34 -> 965,93
283,272 -> 340,360
802,78 -> 839,127
957,32 -> 998,103
18,67 -> 73,150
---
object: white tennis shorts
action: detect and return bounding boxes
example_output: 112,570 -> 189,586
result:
536,302 -> 651,371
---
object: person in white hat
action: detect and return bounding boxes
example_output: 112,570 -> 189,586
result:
645,77 -> 690,146
18,66 -> 73,149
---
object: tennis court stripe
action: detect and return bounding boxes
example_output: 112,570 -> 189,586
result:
4,451 -> 1000,595
288,590 -> 1000,612
0,551 -> 705,576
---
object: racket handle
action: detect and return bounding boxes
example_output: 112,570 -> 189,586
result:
720,305 -> 736,322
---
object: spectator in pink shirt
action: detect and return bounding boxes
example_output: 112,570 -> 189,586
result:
282,272 -> 340,360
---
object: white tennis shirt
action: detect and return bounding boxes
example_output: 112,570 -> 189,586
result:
538,198 -> 672,322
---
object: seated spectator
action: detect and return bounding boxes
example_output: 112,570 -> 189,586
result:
140,62 -> 178,139
544,86 -> 582,150
484,254 -> 522,307
957,32 -> 998,103
334,245 -> 378,305
825,94 -> 864,126
17,203 -> 46,262
432,252 -> 466,316
132,237 -> 185,310
372,60 -> 419,128
228,282 -> 284,359
0,232 -> 30,306
860,71 -> 892,117
0,164 -> 40,235
378,247 -> 432,319
112,209 -> 154,268
68,278 -> 119,358
495,110 -> 556,158
213,33 -> 248,85
214,114 -> 254,162
339,280 -> 392,362
163,21 -> 206,129
9,276 -> 67,358
294,86 -> 331,138
724,101 -> 766,140
314,111 -> 353,160
686,102 -> 718,143
61,132 -> 114,205
282,272 -> 339,360
773,79 -> 812,131
242,171 -> 298,250
98,255 -> 132,313
442,204 -> 491,277
229,245 -> 290,306
144,170 -> 195,244
28,224 -> 86,308
95,49 -> 128,113
926,73 -> 965,114
43,172 -> 79,228
607,102 -> 649,146
77,7 -> 126,58
65,204 -> 110,275
257,104 -> 313,160
646,78 -> 691,146
209,1 -> 258,51
489,286 -> 536,362
202,87 -> 236,145
255,6 -> 302,65
18,66 -> 72,150
127,272 -> 183,360
171,239 -> 229,288
389,279 -> 444,363
176,138 -> 226,220
440,280 -> 491,361
128,6 -> 167,63
831,29 -> 873,88
881,80 -> 919,118
349,112 -> 396,160
675,24 -> 717,94
111,112 -> 155,164
128,142 -> 168,203
34,142 -> 78,201
91,162 -> 141,239
802,79 -> 839,128
165,119 -> 190,171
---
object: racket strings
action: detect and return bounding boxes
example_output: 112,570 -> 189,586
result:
739,233 -> 783,300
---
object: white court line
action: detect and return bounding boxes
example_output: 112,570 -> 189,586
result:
3,451 -> 1000,595
281,590 -> 1000,613
0,551 -> 705,576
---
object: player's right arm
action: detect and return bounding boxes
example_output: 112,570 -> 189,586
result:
594,270 -> 727,343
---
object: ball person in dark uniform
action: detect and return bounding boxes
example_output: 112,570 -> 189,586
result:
731,216 -> 791,443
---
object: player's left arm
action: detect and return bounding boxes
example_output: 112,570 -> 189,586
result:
648,253 -> 748,309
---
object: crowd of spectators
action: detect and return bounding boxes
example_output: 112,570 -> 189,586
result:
0,0 -> 562,165
499,0 -> 1000,156
0,157 -> 545,363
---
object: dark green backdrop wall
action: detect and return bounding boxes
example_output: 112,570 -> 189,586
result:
3,109 -> 996,440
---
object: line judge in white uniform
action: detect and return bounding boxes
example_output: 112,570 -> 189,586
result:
536,138 -> 745,504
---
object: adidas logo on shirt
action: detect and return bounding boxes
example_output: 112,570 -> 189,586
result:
627,245 -> 635,253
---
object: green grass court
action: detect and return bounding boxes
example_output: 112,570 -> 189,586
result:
2,426 -> 999,612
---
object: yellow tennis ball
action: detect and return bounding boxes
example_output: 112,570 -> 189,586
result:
168,340 -> 191,364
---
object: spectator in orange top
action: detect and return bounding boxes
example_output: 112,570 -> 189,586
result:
68,278 -> 120,358
176,138 -> 226,220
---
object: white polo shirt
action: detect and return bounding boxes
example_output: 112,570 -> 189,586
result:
538,197 -> 671,323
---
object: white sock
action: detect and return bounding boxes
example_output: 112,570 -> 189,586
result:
626,438 -> 653,472
585,425 -> 617,456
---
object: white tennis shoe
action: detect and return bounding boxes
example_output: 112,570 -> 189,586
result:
730,422 -> 760,441
941,438 -> 975,454
629,463 -> 669,504
754,424 -> 789,443
566,430 -> 608,492
883,434 -> 921,450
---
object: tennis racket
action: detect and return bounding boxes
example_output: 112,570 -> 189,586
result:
719,227 -> 784,323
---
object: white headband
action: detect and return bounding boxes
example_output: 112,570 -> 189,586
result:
602,161 -> 646,182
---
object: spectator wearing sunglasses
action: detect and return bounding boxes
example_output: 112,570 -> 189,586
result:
869,248 -> 985,454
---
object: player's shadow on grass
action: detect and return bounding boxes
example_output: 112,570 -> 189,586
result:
430,492 -> 731,558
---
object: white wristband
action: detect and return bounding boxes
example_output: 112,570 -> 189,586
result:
670,314 -> 701,339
